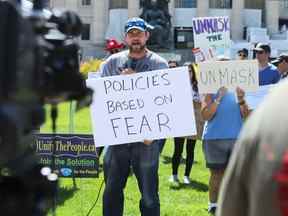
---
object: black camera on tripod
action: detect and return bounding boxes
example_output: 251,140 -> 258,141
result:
0,0 -> 93,215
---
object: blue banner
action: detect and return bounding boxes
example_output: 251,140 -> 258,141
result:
34,134 -> 98,178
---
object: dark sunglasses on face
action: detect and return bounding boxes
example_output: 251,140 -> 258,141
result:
238,53 -> 246,57
278,60 -> 286,64
256,51 -> 264,54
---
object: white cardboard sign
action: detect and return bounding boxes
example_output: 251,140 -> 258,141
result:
192,16 -> 231,58
197,60 -> 259,94
87,67 -> 197,147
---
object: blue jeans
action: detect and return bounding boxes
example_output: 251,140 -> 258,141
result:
158,139 -> 166,154
103,142 -> 160,216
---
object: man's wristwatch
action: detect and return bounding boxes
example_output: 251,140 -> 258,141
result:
238,99 -> 246,105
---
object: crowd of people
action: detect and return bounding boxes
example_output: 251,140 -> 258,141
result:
97,16 -> 288,216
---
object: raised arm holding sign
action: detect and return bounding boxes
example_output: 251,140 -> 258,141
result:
192,16 -> 231,61
200,58 -> 251,214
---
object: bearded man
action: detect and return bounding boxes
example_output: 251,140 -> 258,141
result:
100,17 -> 168,216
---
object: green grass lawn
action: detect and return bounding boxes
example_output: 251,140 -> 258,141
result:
42,103 -> 210,216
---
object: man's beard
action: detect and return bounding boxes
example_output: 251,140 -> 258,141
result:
129,43 -> 146,53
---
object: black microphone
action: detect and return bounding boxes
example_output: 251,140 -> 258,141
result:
126,58 -> 137,70
33,0 -> 44,10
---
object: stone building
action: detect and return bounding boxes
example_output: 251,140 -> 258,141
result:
48,0 -> 288,58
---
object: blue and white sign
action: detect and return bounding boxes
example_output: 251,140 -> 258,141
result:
245,84 -> 275,110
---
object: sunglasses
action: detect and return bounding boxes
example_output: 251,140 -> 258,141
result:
238,53 -> 247,57
125,21 -> 146,32
256,51 -> 264,54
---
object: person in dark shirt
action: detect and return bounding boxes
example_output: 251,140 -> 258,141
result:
169,63 -> 203,185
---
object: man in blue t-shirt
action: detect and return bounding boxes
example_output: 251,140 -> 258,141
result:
254,43 -> 280,85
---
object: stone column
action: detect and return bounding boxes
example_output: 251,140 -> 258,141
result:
92,0 -> 108,45
128,0 -> 140,18
265,0 -> 280,34
48,0 -> 54,7
197,0 -> 209,17
231,0 -> 244,40
50,0 -> 66,9
168,0 -> 175,46
169,0 -> 175,26
65,0 -> 78,12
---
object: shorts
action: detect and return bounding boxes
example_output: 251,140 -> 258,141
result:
202,139 -> 236,169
